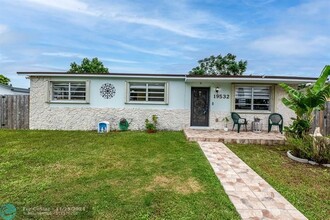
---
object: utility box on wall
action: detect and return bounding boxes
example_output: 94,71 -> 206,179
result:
98,121 -> 110,133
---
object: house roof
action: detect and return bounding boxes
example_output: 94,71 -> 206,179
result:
0,83 -> 30,94
17,72 -> 318,84
185,74 -> 318,84
17,72 -> 186,79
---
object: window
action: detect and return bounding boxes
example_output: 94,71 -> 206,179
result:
50,81 -> 88,103
127,82 -> 168,104
234,85 -> 271,111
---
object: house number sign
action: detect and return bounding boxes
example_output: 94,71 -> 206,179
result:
214,94 -> 230,99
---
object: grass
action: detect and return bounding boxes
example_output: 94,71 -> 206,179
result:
227,144 -> 330,220
0,130 -> 240,220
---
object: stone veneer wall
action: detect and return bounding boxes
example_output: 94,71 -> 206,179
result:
29,77 -> 190,130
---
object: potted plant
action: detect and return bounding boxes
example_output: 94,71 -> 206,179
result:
222,116 -> 230,131
119,118 -> 129,131
145,115 -> 158,133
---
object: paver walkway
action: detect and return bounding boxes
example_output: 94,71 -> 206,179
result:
184,129 -> 285,145
198,141 -> 307,220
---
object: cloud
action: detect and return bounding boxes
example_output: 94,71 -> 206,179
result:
0,24 -> 13,44
288,0 -> 330,18
250,34 -> 330,56
100,57 -> 139,64
23,0 -> 241,40
112,15 -> 202,39
248,0 -> 330,57
42,52 -> 82,58
0,24 -> 8,34
242,0 -> 275,7
106,39 -> 182,57
0,53 -> 15,63
103,5 -> 241,40
42,52 -> 139,64
180,45 -> 199,52
30,64 -> 66,71
25,0 -> 100,16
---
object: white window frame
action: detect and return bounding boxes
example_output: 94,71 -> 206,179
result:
232,84 -> 273,113
125,81 -> 169,104
48,80 -> 90,104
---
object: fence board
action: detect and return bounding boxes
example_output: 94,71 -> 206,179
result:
0,95 -> 30,129
325,102 -> 330,135
312,101 -> 330,136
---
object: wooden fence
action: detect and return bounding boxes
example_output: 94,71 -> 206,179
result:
312,102 -> 330,136
0,95 -> 29,129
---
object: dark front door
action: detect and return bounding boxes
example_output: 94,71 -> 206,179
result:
191,87 -> 210,126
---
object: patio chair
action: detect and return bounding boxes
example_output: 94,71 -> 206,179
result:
268,113 -> 283,134
231,112 -> 247,133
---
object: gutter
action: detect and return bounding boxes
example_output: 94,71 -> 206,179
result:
17,72 -> 318,84
17,72 -> 186,80
184,77 -> 317,84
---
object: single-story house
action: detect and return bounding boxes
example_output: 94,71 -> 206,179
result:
17,72 -> 317,131
0,83 -> 30,95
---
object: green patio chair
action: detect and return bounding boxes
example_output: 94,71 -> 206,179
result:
231,112 -> 247,133
268,113 -> 283,134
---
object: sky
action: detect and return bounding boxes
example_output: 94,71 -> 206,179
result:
1,0 -> 329,88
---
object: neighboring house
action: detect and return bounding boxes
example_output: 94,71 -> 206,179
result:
17,72 -> 317,131
0,83 -> 30,95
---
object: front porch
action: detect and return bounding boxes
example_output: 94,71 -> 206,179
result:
184,128 -> 285,145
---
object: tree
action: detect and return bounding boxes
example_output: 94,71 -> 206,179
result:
189,53 -> 247,76
0,74 -> 10,85
280,65 -> 330,137
68,57 -> 109,73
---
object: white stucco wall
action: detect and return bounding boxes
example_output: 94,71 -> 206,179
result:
185,82 -> 294,130
274,85 -> 295,126
0,86 -> 15,95
29,76 -> 189,130
185,82 -> 232,129
0,85 -> 29,95
29,76 -> 295,131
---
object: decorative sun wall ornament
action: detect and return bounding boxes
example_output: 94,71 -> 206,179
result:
100,83 -> 116,99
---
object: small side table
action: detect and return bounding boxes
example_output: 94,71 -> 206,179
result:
252,121 -> 263,132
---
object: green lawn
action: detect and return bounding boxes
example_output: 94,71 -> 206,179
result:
227,144 -> 330,220
0,130 -> 240,220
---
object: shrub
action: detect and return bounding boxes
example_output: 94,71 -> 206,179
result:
312,136 -> 330,163
281,66 -> 330,164
286,133 -> 330,164
287,134 -> 313,160
145,115 -> 158,132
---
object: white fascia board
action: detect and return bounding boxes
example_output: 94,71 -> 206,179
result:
24,74 -> 186,80
185,77 -> 317,84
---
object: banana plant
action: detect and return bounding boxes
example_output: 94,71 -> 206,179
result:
279,65 -> 330,137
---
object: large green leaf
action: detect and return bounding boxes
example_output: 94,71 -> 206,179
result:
312,65 -> 330,93
280,65 -> 330,136
279,83 -> 303,101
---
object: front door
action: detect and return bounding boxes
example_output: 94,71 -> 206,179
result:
191,87 -> 210,126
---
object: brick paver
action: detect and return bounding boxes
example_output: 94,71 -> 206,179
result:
184,129 -> 285,145
198,141 -> 307,220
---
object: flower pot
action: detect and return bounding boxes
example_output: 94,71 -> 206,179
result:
147,129 -> 156,133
